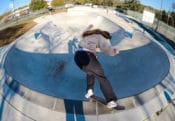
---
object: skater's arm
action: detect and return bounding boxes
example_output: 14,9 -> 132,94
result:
99,36 -> 119,56
83,24 -> 93,33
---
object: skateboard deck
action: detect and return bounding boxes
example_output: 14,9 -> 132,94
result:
90,95 -> 125,110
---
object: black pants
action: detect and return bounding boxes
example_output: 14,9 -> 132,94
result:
74,50 -> 117,102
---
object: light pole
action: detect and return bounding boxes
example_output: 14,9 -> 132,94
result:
172,3 -> 175,27
155,0 -> 163,31
10,0 -> 15,18
167,12 -> 170,25
172,3 -> 175,10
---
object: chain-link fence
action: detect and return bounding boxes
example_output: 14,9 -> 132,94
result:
0,6 -> 65,31
126,10 -> 175,41
153,20 -> 175,41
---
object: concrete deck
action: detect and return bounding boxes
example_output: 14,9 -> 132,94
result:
0,6 -> 175,121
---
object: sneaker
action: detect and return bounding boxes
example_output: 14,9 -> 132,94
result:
107,101 -> 117,109
85,89 -> 93,99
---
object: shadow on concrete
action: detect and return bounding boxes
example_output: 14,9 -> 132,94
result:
64,99 -> 85,121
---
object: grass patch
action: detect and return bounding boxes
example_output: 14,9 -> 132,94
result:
0,20 -> 36,47
0,8 -> 67,47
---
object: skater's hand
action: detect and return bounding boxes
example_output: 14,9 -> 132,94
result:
88,24 -> 93,29
114,48 -> 119,54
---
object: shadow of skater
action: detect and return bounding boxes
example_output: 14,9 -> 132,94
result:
64,38 -> 86,121
68,37 -> 78,55
64,99 -> 86,121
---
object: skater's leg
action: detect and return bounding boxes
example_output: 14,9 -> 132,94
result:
85,74 -> 95,98
97,76 -> 117,102
83,53 -> 117,102
86,74 -> 95,91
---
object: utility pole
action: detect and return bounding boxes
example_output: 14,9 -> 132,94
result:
155,0 -> 163,31
172,2 -> 175,27
172,3 -> 175,10
10,0 -> 15,18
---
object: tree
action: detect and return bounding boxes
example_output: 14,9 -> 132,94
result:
172,3 -> 175,10
0,15 -> 3,20
123,0 -> 141,11
75,0 -> 86,4
91,0 -> 101,5
170,11 -> 175,27
161,10 -> 167,22
0,11 -> 12,21
65,0 -> 74,4
113,0 -> 122,6
51,0 -> 65,7
29,0 -> 48,11
99,0 -> 113,6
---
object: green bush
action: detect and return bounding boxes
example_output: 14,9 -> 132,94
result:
51,0 -> 65,7
75,0 -> 86,4
29,0 -> 48,11
0,11 -> 12,20
0,15 -> 3,20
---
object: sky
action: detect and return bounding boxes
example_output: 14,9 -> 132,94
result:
0,0 -> 30,15
140,0 -> 175,11
0,0 -> 175,15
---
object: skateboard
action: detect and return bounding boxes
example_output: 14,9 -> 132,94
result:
90,95 -> 125,110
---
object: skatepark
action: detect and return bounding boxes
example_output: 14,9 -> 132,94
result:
0,6 -> 175,121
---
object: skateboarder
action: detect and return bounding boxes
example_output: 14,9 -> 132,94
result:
74,24 -> 120,109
